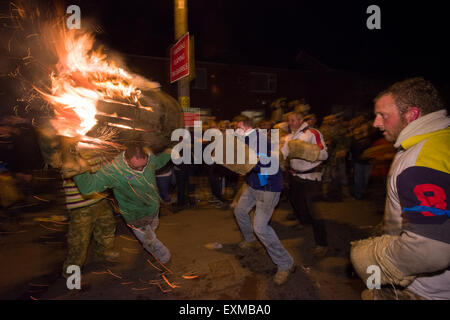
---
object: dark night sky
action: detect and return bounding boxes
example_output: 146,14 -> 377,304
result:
1,0 -> 448,118
67,0 -> 450,85
1,0 -> 449,84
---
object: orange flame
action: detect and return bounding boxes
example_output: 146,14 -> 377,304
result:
36,28 -> 146,139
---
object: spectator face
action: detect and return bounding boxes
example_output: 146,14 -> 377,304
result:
237,121 -> 250,132
288,114 -> 303,132
218,121 -> 229,131
373,94 -> 407,142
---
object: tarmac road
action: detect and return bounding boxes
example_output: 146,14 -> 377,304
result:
0,188 -> 382,300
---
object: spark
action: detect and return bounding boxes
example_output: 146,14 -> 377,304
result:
126,224 -> 140,231
131,287 -> 150,291
29,283 -> 49,287
30,296 -> 38,300
106,269 -> 122,279
148,251 -> 173,274
119,235 -> 138,242
182,274 -> 199,280
32,195 -> 50,202
96,112 -> 133,121
22,47 -> 32,61
153,282 -> 172,293
146,259 -> 162,272
139,105 -> 153,112
122,247 -> 139,254
106,123 -> 147,131
51,221 -> 69,225
39,224 -> 62,232
148,280 -> 162,284
161,274 -> 180,289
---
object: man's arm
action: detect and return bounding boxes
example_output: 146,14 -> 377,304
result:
280,134 -> 290,159
73,165 -> 114,195
387,164 -> 450,275
153,148 -> 172,171
307,129 -> 328,161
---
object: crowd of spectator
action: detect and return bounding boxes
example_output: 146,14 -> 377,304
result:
150,99 -> 396,216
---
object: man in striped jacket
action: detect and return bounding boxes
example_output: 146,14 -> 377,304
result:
61,150 -> 118,278
351,77 -> 450,300
36,124 -> 119,278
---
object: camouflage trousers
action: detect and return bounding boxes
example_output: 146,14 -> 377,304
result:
63,199 -> 116,274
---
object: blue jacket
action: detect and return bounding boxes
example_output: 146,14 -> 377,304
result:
243,129 -> 283,192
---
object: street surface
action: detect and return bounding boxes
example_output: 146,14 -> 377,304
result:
0,181 -> 383,300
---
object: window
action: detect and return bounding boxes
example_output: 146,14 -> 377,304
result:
192,68 -> 207,89
249,72 -> 277,93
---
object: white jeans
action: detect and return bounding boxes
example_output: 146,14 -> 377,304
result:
131,214 -> 171,264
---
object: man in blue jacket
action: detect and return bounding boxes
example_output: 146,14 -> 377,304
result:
233,115 -> 295,285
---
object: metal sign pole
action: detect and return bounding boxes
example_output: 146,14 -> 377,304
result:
174,0 -> 190,109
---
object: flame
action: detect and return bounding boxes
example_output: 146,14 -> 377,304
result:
106,123 -> 148,131
37,29 -> 142,138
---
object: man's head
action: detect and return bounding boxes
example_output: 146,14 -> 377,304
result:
258,120 -> 274,130
217,120 -> 230,131
322,114 -> 337,126
373,77 -> 444,142
304,113 -> 317,128
234,115 -> 253,133
124,142 -> 148,171
287,111 -> 304,132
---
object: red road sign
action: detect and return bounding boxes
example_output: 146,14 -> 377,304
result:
183,108 -> 200,127
170,33 -> 189,83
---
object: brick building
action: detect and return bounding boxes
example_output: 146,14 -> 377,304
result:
124,52 -> 386,122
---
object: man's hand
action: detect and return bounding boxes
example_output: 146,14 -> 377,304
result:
61,156 -> 90,178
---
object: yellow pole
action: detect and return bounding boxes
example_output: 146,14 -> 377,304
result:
174,0 -> 190,109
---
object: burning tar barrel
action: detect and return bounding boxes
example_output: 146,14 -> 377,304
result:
94,88 -> 184,153
37,88 -> 183,175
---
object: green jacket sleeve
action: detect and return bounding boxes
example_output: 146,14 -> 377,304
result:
73,167 -> 114,195
153,151 -> 171,171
